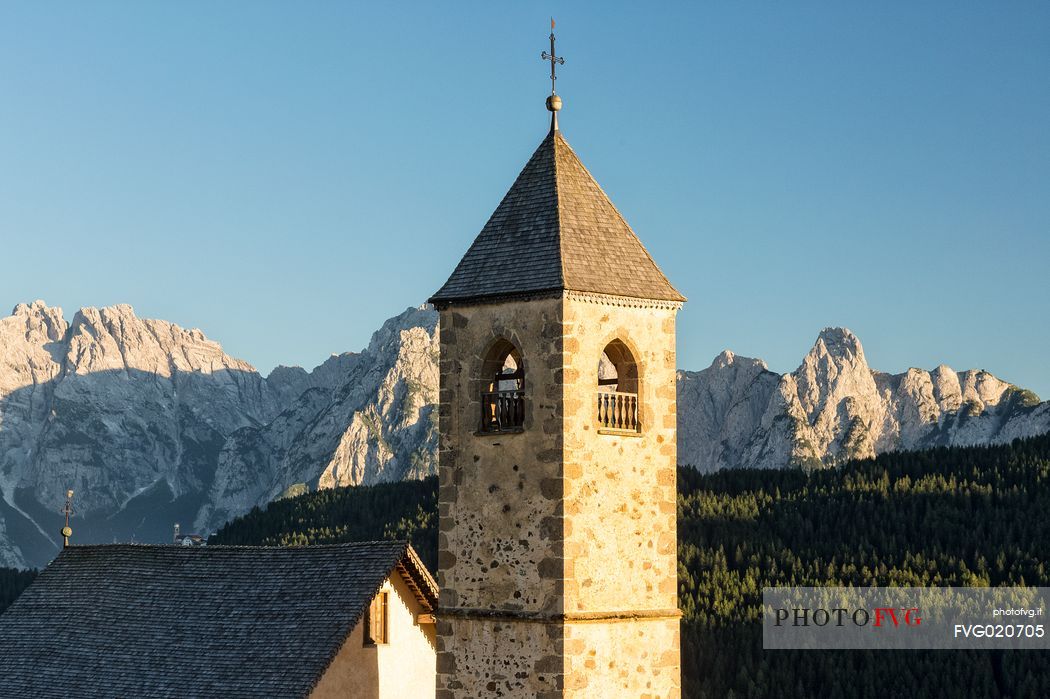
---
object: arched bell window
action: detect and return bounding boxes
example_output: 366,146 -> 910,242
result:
597,339 -> 640,432
480,339 -> 525,433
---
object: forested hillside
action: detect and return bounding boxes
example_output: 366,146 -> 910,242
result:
677,433 -> 1050,698
211,476 -> 438,570
0,568 -> 36,614
212,433 -> 1050,698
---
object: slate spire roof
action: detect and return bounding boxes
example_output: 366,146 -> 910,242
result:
0,541 -> 436,699
429,126 -> 685,305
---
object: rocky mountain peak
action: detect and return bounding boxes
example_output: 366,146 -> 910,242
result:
366,304 -> 438,355
0,301 -> 290,567
0,301 -> 68,397
195,305 -> 439,534
63,304 -> 258,379
679,328 -> 1049,472
810,327 -> 866,364
12,299 -> 56,316
793,327 -> 877,428
709,349 -> 744,371
8,300 -> 66,342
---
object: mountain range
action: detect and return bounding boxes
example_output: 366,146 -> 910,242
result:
678,328 -> 1048,471
0,301 -> 436,568
0,300 -> 1046,568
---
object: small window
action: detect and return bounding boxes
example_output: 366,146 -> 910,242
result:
480,339 -> 525,433
597,340 -> 640,432
363,590 -> 389,645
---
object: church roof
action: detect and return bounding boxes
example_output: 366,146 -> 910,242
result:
429,127 -> 685,305
0,541 -> 436,699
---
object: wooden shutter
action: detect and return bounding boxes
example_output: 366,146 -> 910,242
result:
362,591 -> 389,645
376,592 -> 388,644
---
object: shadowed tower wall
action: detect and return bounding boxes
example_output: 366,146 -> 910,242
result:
435,297 -> 568,698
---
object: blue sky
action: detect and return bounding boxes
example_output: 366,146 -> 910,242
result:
2,3 -> 1048,396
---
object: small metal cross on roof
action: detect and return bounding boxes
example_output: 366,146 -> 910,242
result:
541,18 -> 564,96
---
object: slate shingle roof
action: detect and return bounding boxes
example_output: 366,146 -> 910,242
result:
0,541 -> 436,699
429,128 -> 686,305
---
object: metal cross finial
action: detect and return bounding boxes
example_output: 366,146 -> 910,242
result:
61,488 -> 74,547
541,18 -> 564,96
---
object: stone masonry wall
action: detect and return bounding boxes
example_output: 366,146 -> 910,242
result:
561,294 -> 681,698
436,618 -> 564,698
436,293 -> 681,698
563,618 -> 680,698
561,295 -> 679,613
436,297 -> 567,696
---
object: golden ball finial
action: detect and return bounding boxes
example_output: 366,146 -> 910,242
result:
61,526 -> 72,538
546,95 -> 563,112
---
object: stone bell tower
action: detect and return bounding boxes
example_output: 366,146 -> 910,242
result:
429,30 -> 685,699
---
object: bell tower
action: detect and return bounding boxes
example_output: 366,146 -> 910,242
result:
430,28 -> 684,699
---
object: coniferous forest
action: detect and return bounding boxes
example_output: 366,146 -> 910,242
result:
211,475 -> 439,568
675,432 -> 1050,698
0,568 -> 36,614
5,433 -> 1049,697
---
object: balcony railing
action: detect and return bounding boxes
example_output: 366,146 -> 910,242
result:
481,389 -> 525,433
597,391 -> 640,432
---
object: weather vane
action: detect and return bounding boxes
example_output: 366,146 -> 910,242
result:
541,18 -> 564,96
541,18 -> 565,125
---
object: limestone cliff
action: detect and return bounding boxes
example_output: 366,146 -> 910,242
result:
195,306 -> 438,533
676,328 -> 1050,471
0,302 -> 437,567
